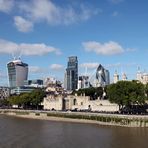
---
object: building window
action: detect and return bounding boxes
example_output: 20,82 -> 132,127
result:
73,98 -> 77,105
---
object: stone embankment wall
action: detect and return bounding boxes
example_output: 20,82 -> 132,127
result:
0,109 -> 148,127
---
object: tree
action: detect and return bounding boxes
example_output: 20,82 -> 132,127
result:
145,83 -> 148,100
7,89 -> 46,109
74,87 -> 103,100
30,89 -> 46,109
19,93 -> 31,109
106,81 -> 146,110
9,95 -> 21,107
0,99 -> 9,107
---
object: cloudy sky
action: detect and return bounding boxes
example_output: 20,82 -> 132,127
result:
0,0 -> 148,86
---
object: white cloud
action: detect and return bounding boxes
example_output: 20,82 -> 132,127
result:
29,66 -> 44,73
50,64 -> 64,71
0,0 -> 14,13
82,41 -> 125,55
18,0 -> 98,26
14,16 -> 33,33
0,39 -> 18,54
106,62 -> 137,68
80,62 -> 99,69
0,39 -> 61,56
19,43 -> 60,56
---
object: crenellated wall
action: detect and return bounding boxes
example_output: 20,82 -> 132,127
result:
42,94 -> 118,112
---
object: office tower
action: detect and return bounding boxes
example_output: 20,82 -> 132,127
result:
63,71 -> 67,90
95,64 -> 110,87
104,69 -> 110,85
66,56 -> 78,91
78,75 -> 89,89
7,58 -> 28,88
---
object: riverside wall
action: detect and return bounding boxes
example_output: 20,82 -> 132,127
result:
0,109 -> 148,127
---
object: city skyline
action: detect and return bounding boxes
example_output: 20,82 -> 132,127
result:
0,0 -> 148,86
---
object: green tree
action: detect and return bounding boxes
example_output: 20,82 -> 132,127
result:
19,93 -> 31,109
145,83 -> 148,100
9,95 -> 21,107
7,89 -> 46,109
30,89 -> 46,109
0,99 -> 9,107
106,81 -> 146,110
74,87 -> 103,100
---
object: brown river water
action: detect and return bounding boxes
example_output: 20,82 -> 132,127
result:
0,115 -> 147,148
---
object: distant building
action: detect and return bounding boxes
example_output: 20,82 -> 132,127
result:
95,64 -> 110,87
7,58 -> 28,88
0,87 -> 10,99
44,77 -> 64,94
113,71 -> 119,83
78,75 -> 89,89
136,68 -> 148,84
24,79 -> 43,88
64,71 -> 67,90
122,73 -> 127,81
104,69 -> 110,85
11,86 -> 35,95
65,56 -> 78,91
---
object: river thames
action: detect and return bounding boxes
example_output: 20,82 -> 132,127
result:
0,115 -> 148,148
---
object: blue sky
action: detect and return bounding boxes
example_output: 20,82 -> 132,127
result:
0,0 -> 148,86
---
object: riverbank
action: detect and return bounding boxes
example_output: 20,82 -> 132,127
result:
0,109 -> 148,127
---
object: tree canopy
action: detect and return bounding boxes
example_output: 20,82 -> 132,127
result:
106,81 -> 146,110
73,87 -> 104,100
7,88 -> 46,109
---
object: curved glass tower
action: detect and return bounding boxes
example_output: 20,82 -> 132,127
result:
7,59 -> 28,88
96,64 -> 110,87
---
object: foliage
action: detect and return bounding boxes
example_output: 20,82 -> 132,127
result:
73,87 -> 104,100
145,83 -> 148,99
106,81 -> 146,110
8,88 -> 46,109
0,99 -> 9,107
30,89 -> 46,109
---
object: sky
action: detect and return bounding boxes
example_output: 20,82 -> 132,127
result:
0,0 -> 148,86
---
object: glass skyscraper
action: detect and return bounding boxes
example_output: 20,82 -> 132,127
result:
66,56 -> 78,91
7,59 -> 28,88
96,64 -> 110,87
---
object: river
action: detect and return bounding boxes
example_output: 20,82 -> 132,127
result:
0,115 -> 147,148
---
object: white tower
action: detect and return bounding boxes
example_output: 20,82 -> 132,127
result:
113,70 -> 119,83
122,73 -> 127,81
136,67 -> 143,83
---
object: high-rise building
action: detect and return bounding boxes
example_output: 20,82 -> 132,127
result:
7,58 -> 28,88
66,56 -> 78,91
64,71 -> 67,90
95,64 -> 110,87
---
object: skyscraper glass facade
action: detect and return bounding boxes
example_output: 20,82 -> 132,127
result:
7,59 -> 28,88
66,56 -> 78,90
95,64 -> 110,87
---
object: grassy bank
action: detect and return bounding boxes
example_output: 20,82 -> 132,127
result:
0,109 -> 148,127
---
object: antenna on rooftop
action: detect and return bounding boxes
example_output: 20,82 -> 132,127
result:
18,48 -> 23,59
